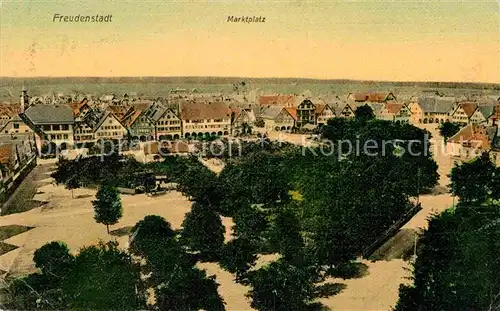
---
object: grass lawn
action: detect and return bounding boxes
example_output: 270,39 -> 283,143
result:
0,225 -> 34,242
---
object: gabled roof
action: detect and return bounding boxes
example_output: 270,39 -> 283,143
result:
93,111 -> 125,132
260,106 -> 284,119
315,104 -> 326,114
329,101 -> 354,116
366,103 -> 385,115
123,110 -> 143,127
457,102 -> 478,118
349,91 -> 396,103
106,105 -> 132,120
258,95 -> 296,107
385,103 -> 405,115
130,100 -> 153,112
285,107 -> 297,120
476,105 -> 499,119
417,97 -> 455,113
24,105 -> 74,124
68,101 -> 90,116
179,101 -> 231,121
448,124 -> 493,150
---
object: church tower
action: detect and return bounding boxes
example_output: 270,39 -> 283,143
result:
20,86 -> 29,113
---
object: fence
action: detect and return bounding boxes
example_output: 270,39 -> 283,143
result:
362,203 -> 423,259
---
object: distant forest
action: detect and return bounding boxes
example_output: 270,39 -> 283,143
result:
1,77 -> 499,90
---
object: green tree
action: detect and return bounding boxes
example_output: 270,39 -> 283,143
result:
92,184 -> 123,233
129,215 -> 177,258
181,203 -> 225,261
449,152 -> 500,204
129,215 -> 225,310
176,160 -> 221,205
393,204 -> 500,311
247,259 -> 317,311
220,237 -> 258,283
63,241 -> 142,310
7,241 -> 74,309
354,104 -> 375,121
155,266 -> 226,311
266,209 -> 304,263
7,272 -> 66,309
33,241 -> 74,280
439,121 -> 461,141
232,205 -> 269,247
218,151 -> 290,216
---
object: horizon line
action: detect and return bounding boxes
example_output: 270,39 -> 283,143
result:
1,76 -> 499,86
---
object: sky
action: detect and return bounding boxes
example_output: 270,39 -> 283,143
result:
0,0 -> 499,83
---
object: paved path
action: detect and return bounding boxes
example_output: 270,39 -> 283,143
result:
1,163 -> 55,216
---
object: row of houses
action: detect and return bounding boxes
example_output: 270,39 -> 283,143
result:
1,89 -> 498,151
408,97 -> 500,126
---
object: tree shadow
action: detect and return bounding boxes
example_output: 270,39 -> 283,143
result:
109,226 -> 134,237
0,225 -> 35,241
306,302 -> 332,311
75,194 -> 92,199
327,262 -> 370,279
424,185 -> 449,195
314,282 -> 347,298
0,242 -> 19,256
32,200 -> 48,208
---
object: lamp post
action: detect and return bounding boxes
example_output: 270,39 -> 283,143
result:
416,167 -> 421,206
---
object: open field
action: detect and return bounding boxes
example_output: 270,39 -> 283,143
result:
1,77 -> 498,101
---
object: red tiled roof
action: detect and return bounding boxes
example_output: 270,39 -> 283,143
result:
180,101 -> 231,121
459,102 -> 478,118
386,103 -> 404,114
106,105 -> 130,120
68,101 -> 90,116
352,92 -> 395,103
259,95 -> 296,107
123,110 -> 143,127
285,107 -> 297,120
448,124 -> 490,150
130,101 -> 152,112
315,104 -> 326,114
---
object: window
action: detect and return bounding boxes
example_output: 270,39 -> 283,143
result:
43,125 -> 51,131
62,124 -> 69,131
63,134 -> 68,139
13,123 -> 19,129
53,125 -> 61,131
